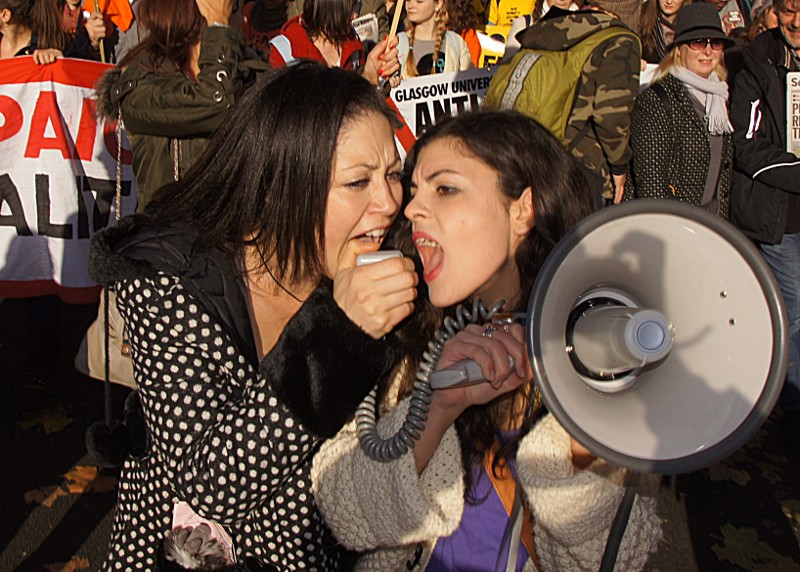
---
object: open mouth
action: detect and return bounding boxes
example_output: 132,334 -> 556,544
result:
414,234 -> 444,281
357,228 -> 387,244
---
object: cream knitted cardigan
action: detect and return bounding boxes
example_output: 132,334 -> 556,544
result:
312,376 -> 662,571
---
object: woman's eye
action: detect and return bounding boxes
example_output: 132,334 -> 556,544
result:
436,185 -> 457,196
387,170 -> 404,182
345,178 -> 370,189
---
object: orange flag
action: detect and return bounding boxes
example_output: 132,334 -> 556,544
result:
82,0 -> 134,32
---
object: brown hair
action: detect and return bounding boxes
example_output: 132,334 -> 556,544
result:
302,0 -> 357,45
118,0 -> 205,78
145,62 -> 397,287
0,0 -> 67,50
639,0 -> 690,57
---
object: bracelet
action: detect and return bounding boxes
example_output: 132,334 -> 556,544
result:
209,21 -> 230,28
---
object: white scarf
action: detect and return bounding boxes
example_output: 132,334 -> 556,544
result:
670,66 -> 733,135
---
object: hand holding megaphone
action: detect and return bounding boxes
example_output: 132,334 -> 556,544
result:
428,323 -> 530,412
333,249 -> 416,339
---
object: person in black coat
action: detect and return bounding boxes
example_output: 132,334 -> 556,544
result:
624,3 -> 736,218
88,62 -> 418,571
728,0 -> 800,416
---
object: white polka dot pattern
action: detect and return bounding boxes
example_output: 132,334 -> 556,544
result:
102,273 -> 340,571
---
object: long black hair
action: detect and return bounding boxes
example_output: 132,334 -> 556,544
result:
143,62 -> 396,286
394,111 -> 595,497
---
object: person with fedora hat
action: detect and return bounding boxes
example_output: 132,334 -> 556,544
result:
729,0 -> 800,425
624,2 -> 736,218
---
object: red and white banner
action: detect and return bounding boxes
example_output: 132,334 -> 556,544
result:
0,57 -> 136,304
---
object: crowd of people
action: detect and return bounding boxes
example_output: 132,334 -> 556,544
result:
3,0 -> 799,569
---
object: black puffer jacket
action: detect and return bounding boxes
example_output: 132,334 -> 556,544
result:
89,217 -> 399,570
729,28 -> 800,244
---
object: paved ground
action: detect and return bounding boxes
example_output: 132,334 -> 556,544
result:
0,297 -> 798,572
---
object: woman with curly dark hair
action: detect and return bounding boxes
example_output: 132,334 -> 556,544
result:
447,0 -> 482,66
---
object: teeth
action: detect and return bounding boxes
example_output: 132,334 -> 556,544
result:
415,237 -> 440,248
364,229 -> 385,242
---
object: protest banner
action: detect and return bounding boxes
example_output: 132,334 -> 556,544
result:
389,67 -> 495,153
787,72 -> 800,158
0,57 -> 136,304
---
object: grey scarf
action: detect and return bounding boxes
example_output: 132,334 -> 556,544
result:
670,66 -> 733,135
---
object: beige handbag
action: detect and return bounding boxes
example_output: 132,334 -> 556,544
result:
74,114 -> 136,388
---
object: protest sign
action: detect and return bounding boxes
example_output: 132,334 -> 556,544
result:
787,72 -> 800,158
390,68 -> 495,153
0,57 -> 136,303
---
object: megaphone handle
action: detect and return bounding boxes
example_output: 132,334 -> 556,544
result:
599,470 -> 641,572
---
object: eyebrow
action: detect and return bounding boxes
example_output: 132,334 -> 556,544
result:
409,168 -> 460,188
341,157 -> 403,171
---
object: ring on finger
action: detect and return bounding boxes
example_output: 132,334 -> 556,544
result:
483,325 -> 497,338
492,313 -> 516,333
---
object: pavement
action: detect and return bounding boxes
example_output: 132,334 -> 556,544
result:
0,296 -> 798,572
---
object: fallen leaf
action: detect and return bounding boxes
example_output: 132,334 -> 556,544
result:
24,485 -> 68,508
63,465 -> 117,495
18,404 -> 73,433
44,556 -> 90,571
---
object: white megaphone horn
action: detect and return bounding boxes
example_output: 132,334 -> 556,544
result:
526,200 -> 787,570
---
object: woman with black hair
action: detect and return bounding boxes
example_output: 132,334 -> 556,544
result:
89,62 -> 418,571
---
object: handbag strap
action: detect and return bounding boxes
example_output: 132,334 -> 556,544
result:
484,445 -> 540,571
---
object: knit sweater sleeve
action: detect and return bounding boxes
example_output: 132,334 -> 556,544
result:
311,394 -> 465,551
517,414 -> 662,571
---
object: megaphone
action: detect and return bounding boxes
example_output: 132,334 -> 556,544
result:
527,199 -> 788,475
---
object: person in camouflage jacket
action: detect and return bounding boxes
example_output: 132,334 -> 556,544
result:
515,7 -> 641,204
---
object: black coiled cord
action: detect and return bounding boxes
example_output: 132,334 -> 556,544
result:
356,298 -> 505,461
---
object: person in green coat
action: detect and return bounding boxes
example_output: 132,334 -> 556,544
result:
97,0 -> 250,211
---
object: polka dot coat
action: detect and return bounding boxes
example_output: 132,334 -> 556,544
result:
89,219 -> 399,571
104,274 -> 337,570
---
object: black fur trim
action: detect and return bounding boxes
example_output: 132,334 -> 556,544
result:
88,215 -> 160,285
260,286 -> 399,439
85,420 -> 130,468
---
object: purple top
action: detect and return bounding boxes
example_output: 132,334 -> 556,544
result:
427,445 -> 530,571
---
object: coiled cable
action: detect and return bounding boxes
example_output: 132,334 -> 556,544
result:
356,298 -> 505,461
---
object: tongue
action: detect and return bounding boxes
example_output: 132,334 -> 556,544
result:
419,246 -> 444,276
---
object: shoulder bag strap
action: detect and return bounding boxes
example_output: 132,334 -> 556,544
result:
484,445 -> 540,571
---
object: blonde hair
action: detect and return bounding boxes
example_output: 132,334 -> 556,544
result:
403,0 -> 448,77
653,43 -> 727,83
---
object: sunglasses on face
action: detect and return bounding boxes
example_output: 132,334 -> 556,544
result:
687,38 -> 726,51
